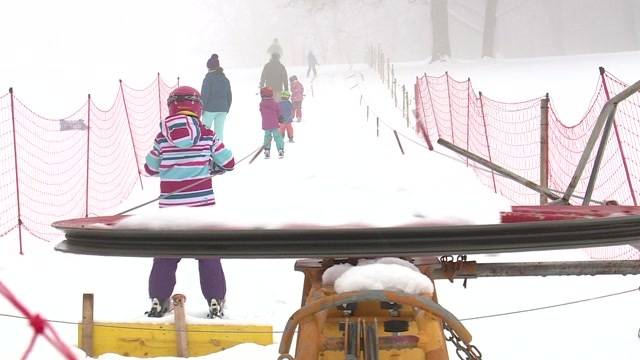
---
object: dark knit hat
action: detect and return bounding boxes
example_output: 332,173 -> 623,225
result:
207,54 -> 220,70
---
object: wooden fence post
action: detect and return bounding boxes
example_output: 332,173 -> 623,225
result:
172,294 -> 189,357
540,93 -> 549,205
81,293 -> 94,357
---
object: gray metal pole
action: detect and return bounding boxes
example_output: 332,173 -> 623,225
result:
437,138 -> 561,200
582,104 -> 618,205
427,260 -> 640,279
562,79 -> 640,204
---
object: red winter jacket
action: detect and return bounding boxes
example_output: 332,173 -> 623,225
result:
291,80 -> 304,102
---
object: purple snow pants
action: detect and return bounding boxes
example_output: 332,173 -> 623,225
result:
148,257 -> 226,302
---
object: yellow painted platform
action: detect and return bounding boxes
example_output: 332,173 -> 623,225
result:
78,322 -> 273,357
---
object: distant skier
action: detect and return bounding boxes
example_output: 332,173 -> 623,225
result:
259,86 -> 285,159
289,75 -> 304,122
267,38 -> 283,58
278,90 -> 294,143
307,51 -> 318,79
260,53 -> 289,95
201,54 -> 232,141
143,86 -> 235,318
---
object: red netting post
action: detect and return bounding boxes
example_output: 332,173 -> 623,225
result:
479,91 -> 497,193
466,78 -> 471,167
119,80 -> 144,191
540,93 -> 550,205
415,77 -> 434,150
599,66 -> 637,205
424,73 -> 441,138
445,72 -> 455,144
9,88 -> 23,255
85,95 -> 91,217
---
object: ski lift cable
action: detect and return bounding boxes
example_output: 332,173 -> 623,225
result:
460,286 -> 640,322
1,286 -> 637,335
116,144 -> 264,216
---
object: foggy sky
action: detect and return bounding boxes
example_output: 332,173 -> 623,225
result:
1,0 -> 638,113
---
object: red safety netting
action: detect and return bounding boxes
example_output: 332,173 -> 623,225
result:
0,280 -> 77,359
415,70 -> 640,260
0,76 -> 176,245
416,73 -> 543,204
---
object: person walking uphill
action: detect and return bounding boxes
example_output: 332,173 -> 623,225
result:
260,53 -> 288,95
267,38 -> 283,58
201,54 -> 232,141
307,51 -> 318,79
143,86 -> 235,319
259,87 -> 285,159
290,75 -> 304,122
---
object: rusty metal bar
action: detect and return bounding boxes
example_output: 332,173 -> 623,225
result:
562,78 -> 640,204
427,260 -> 640,279
437,138 -> 560,200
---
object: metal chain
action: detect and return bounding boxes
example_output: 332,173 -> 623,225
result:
443,323 -> 482,360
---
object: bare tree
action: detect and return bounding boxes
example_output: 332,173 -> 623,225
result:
481,0 -> 498,57
430,0 -> 451,62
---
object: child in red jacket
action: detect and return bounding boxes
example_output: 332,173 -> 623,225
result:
289,75 -> 304,122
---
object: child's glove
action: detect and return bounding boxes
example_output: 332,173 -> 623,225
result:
210,163 -> 228,176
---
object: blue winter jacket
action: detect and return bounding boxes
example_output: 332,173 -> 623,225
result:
278,100 -> 294,123
201,70 -> 232,112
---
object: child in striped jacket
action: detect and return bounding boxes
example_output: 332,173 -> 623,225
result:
143,86 -> 235,319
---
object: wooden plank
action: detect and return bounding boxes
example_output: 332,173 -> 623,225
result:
78,322 -> 273,357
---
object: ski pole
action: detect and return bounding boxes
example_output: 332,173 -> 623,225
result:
116,145 -> 264,215
249,145 -> 266,164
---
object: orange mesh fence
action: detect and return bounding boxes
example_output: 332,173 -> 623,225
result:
0,76 -> 177,248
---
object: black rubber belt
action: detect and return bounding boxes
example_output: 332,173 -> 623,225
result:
54,215 -> 640,258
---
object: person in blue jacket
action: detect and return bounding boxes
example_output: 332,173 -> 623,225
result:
201,54 -> 232,140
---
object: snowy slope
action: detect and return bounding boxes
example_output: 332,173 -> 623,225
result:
0,53 -> 639,360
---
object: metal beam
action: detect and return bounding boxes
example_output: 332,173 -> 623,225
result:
562,79 -> 640,204
427,260 -> 640,279
436,138 -> 560,200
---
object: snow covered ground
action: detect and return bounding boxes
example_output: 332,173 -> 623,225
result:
1,51 -> 640,360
